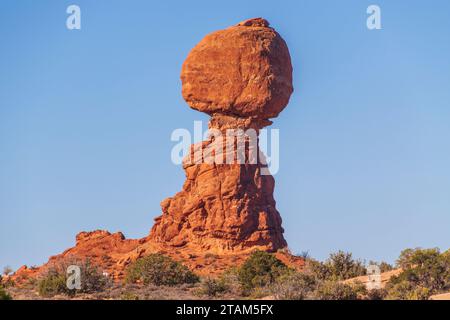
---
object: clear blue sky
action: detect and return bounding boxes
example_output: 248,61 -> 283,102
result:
1,0 -> 449,270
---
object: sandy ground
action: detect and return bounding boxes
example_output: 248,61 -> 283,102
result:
429,292 -> 450,300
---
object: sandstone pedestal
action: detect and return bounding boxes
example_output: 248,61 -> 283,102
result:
149,18 -> 293,253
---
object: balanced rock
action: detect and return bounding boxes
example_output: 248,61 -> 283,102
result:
10,19 -> 297,285
150,18 -> 293,253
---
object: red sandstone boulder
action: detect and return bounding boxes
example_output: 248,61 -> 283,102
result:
181,18 -> 293,120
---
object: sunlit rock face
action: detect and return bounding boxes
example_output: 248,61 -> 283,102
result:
150,18 -> 294,253
181,18 -> 293,122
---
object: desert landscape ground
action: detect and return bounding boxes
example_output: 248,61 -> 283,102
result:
2,244 -> 449,300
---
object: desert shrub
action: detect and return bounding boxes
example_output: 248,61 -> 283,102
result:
3,266 -> 12,276
78,260 -> 110,293
250,286 -> 273,299
368,260 -> 394,273
125,254 -> 199,286
324,251 -> 366,280
0,277 -> 12,300
237,251 -> 289,294
198,277 -> 229,297
313,280 -> 366,300
121,291 -> 140,300
38,272 -> 69,297
385,248 -> 449,300
38,258 -> 110,297
379,262 -> 394,273
365,288 -> 388,300
217,268 -> 242,296
396,248 -> 418,269
385,282 -> 431,300
0,275 -> 15,288
307,259 -> 331,280
272,271 -> 317,300
0,286 -> 12,300
308,251 -> 366,281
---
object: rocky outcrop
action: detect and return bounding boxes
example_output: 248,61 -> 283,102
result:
11,18 -> 297,282
11,231 -> 143,283
149,159 -> 287,253
149,18 -> 293,253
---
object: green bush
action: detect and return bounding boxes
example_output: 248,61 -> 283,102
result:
379,262 -> 394,273
0,277 -> 12,300
307,251 -> 366,281
272,271 -> 317,300
385,281 -> 431,300
198,277 -> 229,297
121,291 -> 140,300
366,288 -> 388,300
38,272 -> 69,297
368,260 -> 394,273
385,248 -> 449,300
237,251 -> 289,294
78,260 -> 110,293
38,259 -> 109,297
313,280 -> 366,300
307,259 -> 331,280
125,254 -> 199,286
215,268 -> 242,296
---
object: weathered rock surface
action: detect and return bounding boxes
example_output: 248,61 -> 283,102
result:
181,18 -> 293,120
150,160 -> 287,253
150,17 -> 292,253
11,231 -> 143,283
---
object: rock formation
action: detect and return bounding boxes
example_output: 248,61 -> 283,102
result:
180,18 -> 293,121
10,18 -> 299,283
10,231 -> 144,284
149,18 -> 293,253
